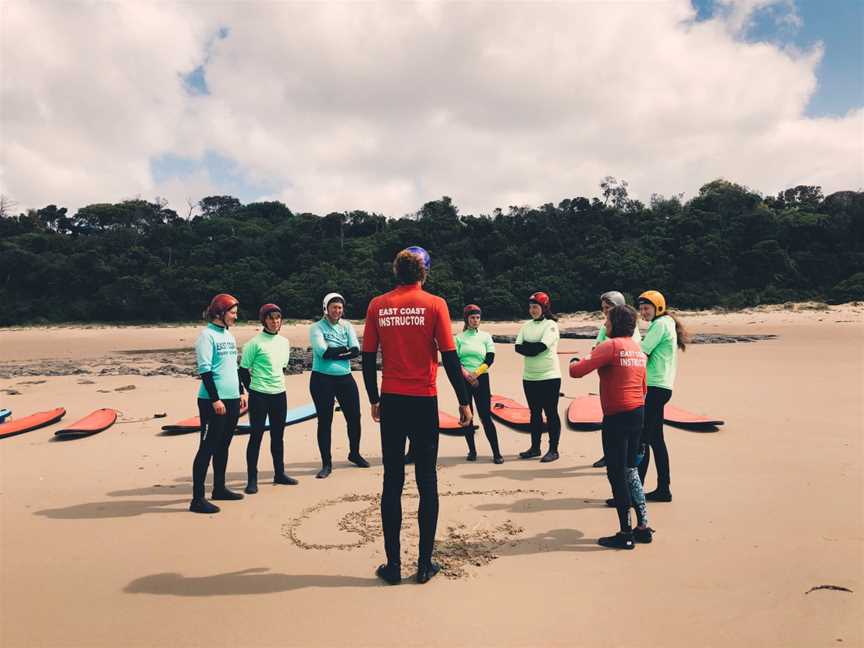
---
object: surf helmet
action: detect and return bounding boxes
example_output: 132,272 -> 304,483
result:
322,292 -> 345,315
638,290 -> 666,317
528,291 -> 551,314
600,291 -> 626,307
258,303 -> 282,324
404,246 -> 431,270
463,304 -> 482,323
207,293 -> 239,319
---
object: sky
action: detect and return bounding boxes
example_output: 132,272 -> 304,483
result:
1,0 -> 862,217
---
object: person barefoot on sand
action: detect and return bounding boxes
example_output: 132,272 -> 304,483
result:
637,290 -> 689,502
455,304 -> 503,464
190,293 -> 248,514
570,305 -> 653,549
515,291 -> 562,463
239,303 -> 297,494
309,292 -> 367,479
362,246 -> 472,585
592,290 -> 642,469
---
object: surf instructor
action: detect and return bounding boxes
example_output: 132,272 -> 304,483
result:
190,293 -> 247,514
362,246 -> 472,585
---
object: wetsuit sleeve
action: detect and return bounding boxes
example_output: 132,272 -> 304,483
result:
361,352 -> 380,404
361,300 -> 379,353
237,368 -> 247,394
200,371 -> 220,401
323,346 -> 349,359
515,342 -> 546,356
640,320 -> 665,356
346,347 -> 360,359
483,352 -> 495,367
441,350 -> 470,406
569,340 -> 614,378
310,324 -> 329,359
433,299 -> 456,353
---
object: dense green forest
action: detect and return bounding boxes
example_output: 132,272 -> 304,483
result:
0,178 -> 862,326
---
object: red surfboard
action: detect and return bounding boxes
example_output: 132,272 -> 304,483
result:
664,404 -> 724,428
566,395 -> 603,429
438,410 -> 478,436
161,404 -> 249,434
0,408 -> 66,439
55,409 -> 118,438
490,395 -> 546,431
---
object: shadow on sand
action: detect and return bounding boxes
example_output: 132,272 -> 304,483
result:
124,567 -> 377,596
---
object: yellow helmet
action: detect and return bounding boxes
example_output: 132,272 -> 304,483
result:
638,290 -> 666,317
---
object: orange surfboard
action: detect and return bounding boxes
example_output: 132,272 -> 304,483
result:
0,408 -> 66,439
664,404 -> 724,428
438,410 -> 478,436
55,409 -> 118,438
490,395 -> 546,431
566,395 -> 603,429
161,404 -> 249,434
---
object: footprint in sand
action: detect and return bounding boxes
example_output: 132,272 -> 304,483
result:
283,488 -> 544,579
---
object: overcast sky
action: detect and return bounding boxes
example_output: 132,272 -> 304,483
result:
2,0 -> 862,217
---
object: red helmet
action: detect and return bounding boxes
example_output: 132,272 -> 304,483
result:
529,291 -> 551,312
463,304 -> 482,320
258,303 -> 282,324
207,293 -> 239,319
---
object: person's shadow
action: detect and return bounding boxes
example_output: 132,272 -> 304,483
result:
497,528 -> 605,555
475,496 -> 606,513
461,463 -> 597,482
124,567 -> 377,596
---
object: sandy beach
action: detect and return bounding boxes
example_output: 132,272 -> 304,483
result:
1,304 -> 861,647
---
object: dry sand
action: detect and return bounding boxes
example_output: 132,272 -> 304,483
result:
1,303 -> 862,647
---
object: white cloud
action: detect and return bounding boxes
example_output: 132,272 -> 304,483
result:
1,0 -> 861,217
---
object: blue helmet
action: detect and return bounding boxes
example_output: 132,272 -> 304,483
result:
404,246 -> 431,270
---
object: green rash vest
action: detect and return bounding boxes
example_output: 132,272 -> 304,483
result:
640,315 -> 678,389
455,328 -> 495,372
195,322 -> 241,400
310,318 -> 359,376
516,318 -> 561,381
595,322 -> 642,346
240,331 -> 291,395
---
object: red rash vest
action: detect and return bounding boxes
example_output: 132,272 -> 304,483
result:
362,283 -> 456,397
569,336 -> 647,415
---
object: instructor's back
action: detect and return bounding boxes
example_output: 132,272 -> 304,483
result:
362,247 -> 471,585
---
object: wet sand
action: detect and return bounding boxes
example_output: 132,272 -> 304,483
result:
1,303 -> 862,647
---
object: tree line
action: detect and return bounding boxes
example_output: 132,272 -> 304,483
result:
0,178 -> 861,326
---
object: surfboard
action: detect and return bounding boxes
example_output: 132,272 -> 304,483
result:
0,409 -> 11,423
235,403 -> 318,434
438,410 -> 478,436
566,395 -> 603,429
0,408 -> 66,439
161,404 -> 249,434
664,404 -> 724,429
54,408 -> 118,438
490,394 -> 546,431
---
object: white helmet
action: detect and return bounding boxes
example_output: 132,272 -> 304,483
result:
322,292 -> 345,315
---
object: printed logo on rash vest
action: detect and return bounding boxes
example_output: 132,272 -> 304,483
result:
377,307 -> 427,327
618,349 -> 646,368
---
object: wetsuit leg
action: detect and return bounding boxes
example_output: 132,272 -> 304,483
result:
464,378 -> 477,456
211,399 -> 240,493
192,399 -> 219,499
310,371 -> 337,466
246,390 -> 268,481
523,380 -> 544,450
380,393 -> 408,566
268,392 -> 288,474
333,374 -> 362,457
474,374 -> 501,457
406,395 -> 440,566
541,378 -> 562,452
639,387 -> 672,487
624,406 -> 648,526
602,410 -> 632,533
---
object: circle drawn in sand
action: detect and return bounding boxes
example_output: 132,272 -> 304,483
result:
283,488 -> 544,579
